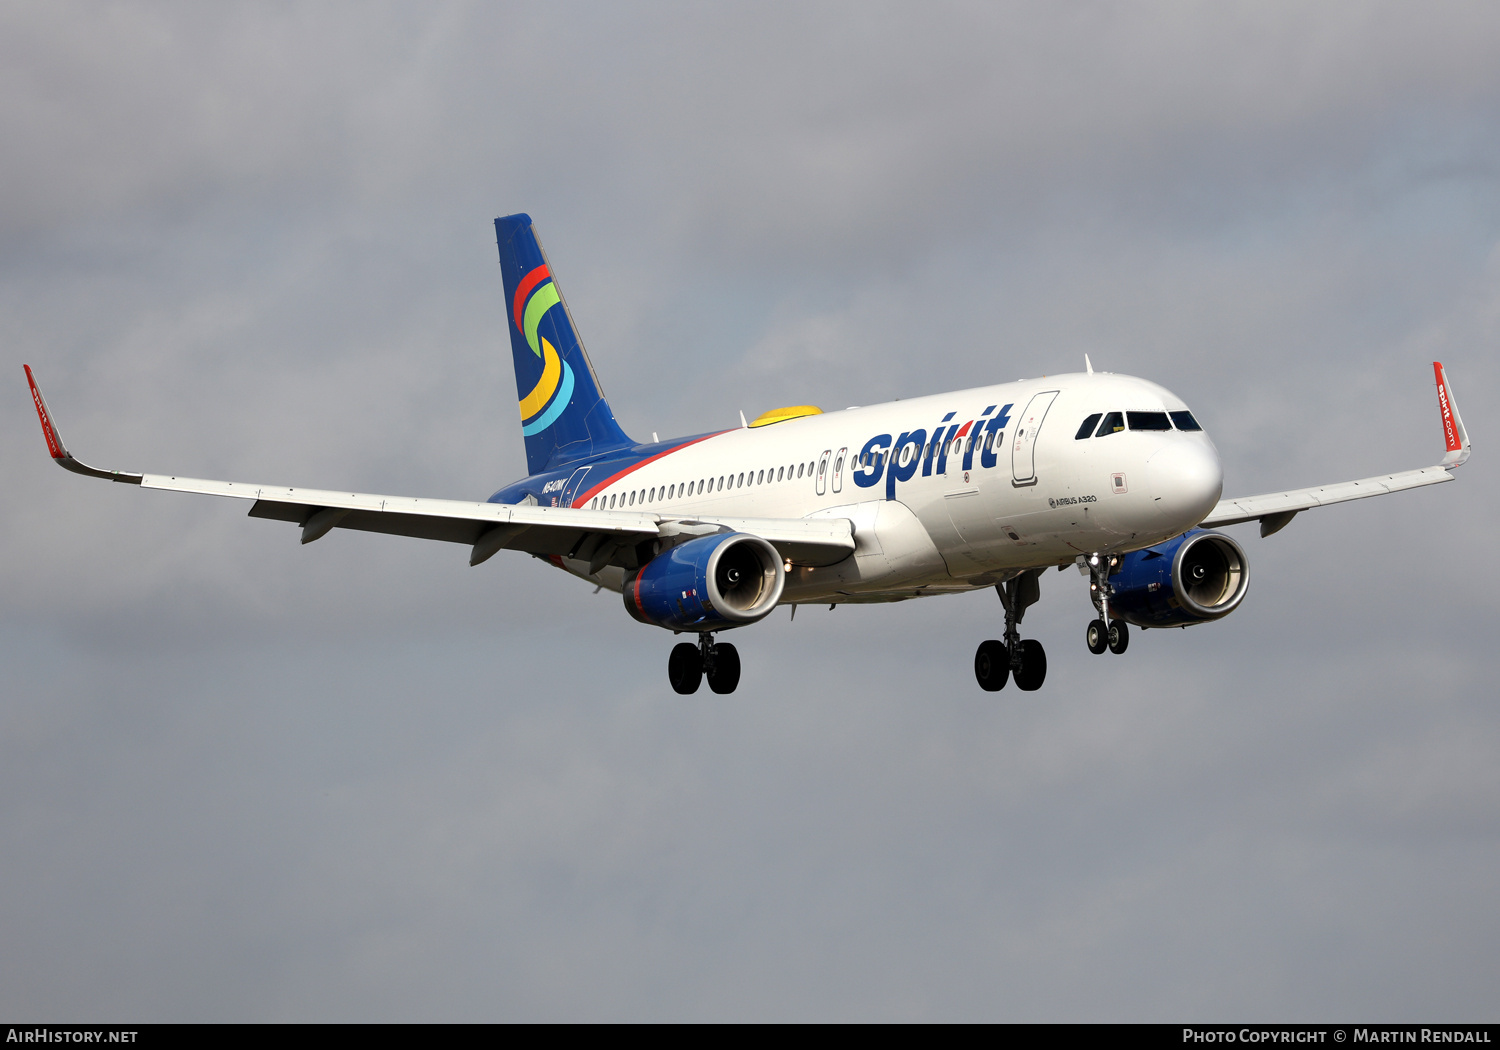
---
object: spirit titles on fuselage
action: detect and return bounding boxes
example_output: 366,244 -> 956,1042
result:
853,403 -> 1014,500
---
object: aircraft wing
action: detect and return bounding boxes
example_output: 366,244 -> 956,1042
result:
1199,361 -> 1471,538
1199,465 -> 1456,536
24,366 -> 854,569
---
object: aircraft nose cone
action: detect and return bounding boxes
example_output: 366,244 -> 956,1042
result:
1147,440 -> 1223,527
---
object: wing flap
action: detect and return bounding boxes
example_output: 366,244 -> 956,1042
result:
146,474 -> 661,548
145,474 -> 852,564
247,500 -> 488,545
1200,465 -> 1454,530
27,366 -> 857,569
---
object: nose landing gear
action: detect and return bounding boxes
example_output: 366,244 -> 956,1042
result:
1086,618 -> 1108,654
1083,553 -> 1130,656
1107,620 -> 1129,654
974,570 -> 1048,692
668,632 -> 740,695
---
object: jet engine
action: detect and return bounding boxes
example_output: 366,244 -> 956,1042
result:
1108,528 -> 1249,627
623,532 -> 785,631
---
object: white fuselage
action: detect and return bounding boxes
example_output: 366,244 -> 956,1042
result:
562,371 -> 1223,604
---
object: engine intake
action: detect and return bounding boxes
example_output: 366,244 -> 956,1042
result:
623,532 -> 785,631
1109,528 -> 1249,627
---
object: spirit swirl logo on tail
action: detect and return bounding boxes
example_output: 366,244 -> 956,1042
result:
513,265 -> 576,435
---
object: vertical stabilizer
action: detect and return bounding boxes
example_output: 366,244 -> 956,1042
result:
495,214 -> 633,476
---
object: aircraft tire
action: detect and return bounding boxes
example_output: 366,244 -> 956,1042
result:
1086,619 -> 1108,654
974,639 -> 1010,692
1107,620 -> 1130,655
668,642 -> 703,694
1013,639 -> 1047,691
707,642 -> 741,694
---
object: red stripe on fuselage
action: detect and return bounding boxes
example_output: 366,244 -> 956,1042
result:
512,265 -> 552,333
570,431 -> 731,509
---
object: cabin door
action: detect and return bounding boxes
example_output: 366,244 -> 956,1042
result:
1011,391 -> 1059,486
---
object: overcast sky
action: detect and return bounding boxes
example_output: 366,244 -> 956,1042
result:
3,1 -> 1498,1021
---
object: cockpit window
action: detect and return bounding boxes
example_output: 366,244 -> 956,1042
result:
1095,411 -> 1125,437
1075,413 -> 1102,440
1127,411 -> 1172,431
1170,411 -> 1202,431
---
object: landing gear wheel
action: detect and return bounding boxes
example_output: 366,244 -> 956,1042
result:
1086,619 -> 1108,655
706,642 -> 741,694
1107,620 -> 1129,655
1012,639 -> 1048,691
668,642 -> 703,694
974,639 -> 1010,692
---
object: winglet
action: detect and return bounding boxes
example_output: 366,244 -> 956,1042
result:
25,364 -> 67,460
1434,361 -> 1471,469
23,365 -> 143,483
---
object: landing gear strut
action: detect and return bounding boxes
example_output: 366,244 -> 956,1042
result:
668,632 -> 740,695
974,570 -> 1047,692
1083,553 -> 1129,656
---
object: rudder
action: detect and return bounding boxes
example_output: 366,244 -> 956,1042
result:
495,214 -> 633,475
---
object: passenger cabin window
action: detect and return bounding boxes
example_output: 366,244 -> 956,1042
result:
1127,412 -> 1172,431
1095,412 -> 1125,437
1075,414 -> 1102,440
1170,411 -> 1202,431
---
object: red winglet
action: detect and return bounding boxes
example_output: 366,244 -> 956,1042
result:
1434,362 -> 1460,452
22,366 -> 144,483
24,364 -> 66,460
1433,361 -> 1471,469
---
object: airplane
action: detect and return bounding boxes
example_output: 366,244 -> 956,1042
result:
24,213 -> 1473,695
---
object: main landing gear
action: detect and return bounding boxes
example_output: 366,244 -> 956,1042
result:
668,632 -> 741,695
1083,553 -> 1129,656
974,570 -> 1047,692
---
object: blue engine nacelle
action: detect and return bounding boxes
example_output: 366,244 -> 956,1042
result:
623,532 -> 785,632
1109,528 -> 1250,627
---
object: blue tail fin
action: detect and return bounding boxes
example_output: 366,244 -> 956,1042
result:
495,214 -> 634,475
